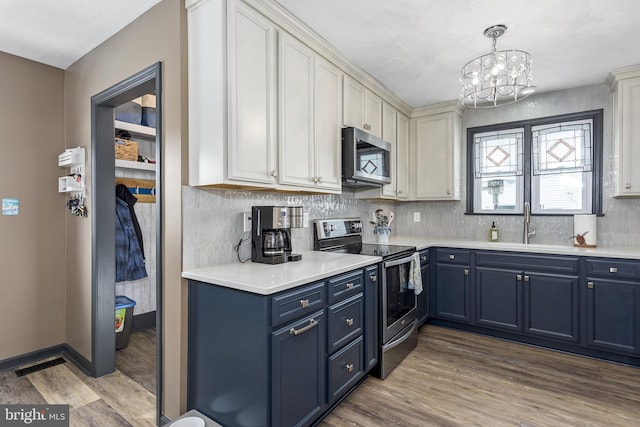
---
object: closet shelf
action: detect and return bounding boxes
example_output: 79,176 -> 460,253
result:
115,120 -> 156,137
115,159 -> 156,171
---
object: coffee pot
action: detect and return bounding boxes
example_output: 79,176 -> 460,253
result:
262,229 -> 286,257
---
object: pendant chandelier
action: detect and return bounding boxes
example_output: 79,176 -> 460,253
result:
460,25 -> 535,108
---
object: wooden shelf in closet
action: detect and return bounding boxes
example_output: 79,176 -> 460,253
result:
115,159 -> 156,172
115,120 -> 156,137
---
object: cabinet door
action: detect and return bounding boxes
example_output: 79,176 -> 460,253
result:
435,264 -> 471,323
475,267 -> 521,332
524,273 -> 579,342
278,32 -> 315,188
614,78 -> 640,196
343,76 -> 365,130
364,90 -> 383,138
313,56 -> 342,191
381,103 -> 397,197
363,265 -> 379,371
413,112 -> 461,200
272,311 -> 326,427
417,253 -> 429,326
586,278 -> 640,354
395,113 -> 410,200
228,2 -> 277,183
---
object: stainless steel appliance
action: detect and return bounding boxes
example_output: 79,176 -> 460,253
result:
251,206 -> 303,264
314,218 -> 418,379
342,127 -> 392,187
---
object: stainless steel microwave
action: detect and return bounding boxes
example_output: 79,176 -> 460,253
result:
342,127 -> 392,187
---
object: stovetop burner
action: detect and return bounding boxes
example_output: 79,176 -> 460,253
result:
313,218 -> 416,260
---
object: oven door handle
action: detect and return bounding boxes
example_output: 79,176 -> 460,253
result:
383,253 -> 416,269
382,320 -> 418,352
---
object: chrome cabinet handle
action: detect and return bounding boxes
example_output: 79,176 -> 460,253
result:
609,267 -> 618,273
464,269 -> 469,276
346,282 -> 354,289
524,275 -> 530,282
289,318 -> 318,336
516,274 -> 523,281
587,281 -> 594,289
625,183 -> 631,189
449,254 -> 455,260
299,299 -> 309,308
346,363 -> 354,373
345,318 -> 354,327
369,274 -> 377,282
421,256 -> 427,261
318,176 -> 323,183
269,169 -> 278,177
311,176 -> 317,183
447,190 -> 451,195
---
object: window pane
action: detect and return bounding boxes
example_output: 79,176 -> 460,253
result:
474,176 -> 521,212
474,129 -> 524,178
533,171 -> 592,213
532,119 -> 592,175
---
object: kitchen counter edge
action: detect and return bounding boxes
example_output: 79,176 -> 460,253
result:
181,251 -> 381,295
380,237 -> 640,260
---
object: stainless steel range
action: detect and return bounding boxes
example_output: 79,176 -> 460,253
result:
314,218 -> 419,379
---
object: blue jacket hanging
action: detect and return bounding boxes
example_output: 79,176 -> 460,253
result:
115,197 -> 148,282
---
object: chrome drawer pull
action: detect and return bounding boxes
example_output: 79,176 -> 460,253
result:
346,363 -> 354,373
345,318 -> 354,327
346,282 -> 354,289
587,281 -> 594,289
370,274 -> 377,282
524,275 -> 530,282
464,269 -> 469,276
516,274 -> 522,281
421,256 -> 427,261
609,267 -> 618,273
290,318 -> 318,336
449,254 -> 455,260
299,299 -> 309,308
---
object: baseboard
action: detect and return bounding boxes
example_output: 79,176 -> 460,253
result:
62,344 -> 92,376
133,310 -> 156,332
0,344 -> 66,372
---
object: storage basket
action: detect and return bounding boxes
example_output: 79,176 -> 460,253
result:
115,138 -> 138,161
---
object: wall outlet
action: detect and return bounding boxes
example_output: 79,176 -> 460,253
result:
303,212 -> 310,228
242,212 -> 251,233
413,212 -> 421,222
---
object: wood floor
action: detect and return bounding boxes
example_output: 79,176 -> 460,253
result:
0,328 -> 156,427
321,325 -> 640,427
2,326 -> 640,426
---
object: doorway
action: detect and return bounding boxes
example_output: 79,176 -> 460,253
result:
90,62 -> 163,423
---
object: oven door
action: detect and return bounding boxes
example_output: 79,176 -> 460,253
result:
381,253 -> 417,343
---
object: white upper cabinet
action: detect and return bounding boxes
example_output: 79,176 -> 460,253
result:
381,103 -> 397,198
278,32 -> 342,191
608,65 -> 640,197
396,113 -> 410,200
227,1 -> 278,184
343,75 -> 383,138
410,103 -> 462,200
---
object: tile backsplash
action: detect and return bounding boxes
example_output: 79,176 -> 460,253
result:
183,83 -> 640,270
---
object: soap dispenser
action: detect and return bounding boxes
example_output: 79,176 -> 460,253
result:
489,221 -> 499,242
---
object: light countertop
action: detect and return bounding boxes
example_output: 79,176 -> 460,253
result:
182,250 -> 380,295
374,237 -> 640,260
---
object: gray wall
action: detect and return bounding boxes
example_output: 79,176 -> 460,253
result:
184,83 -> 640,272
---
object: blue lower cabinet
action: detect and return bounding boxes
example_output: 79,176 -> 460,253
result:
328,295 -> 363,354
272,312 -> 326,427
523,272 -> 579,342
475,267 -> 522,331
435,263 -> 471,323
327,336 -> 364,403
586,278 -> 640,355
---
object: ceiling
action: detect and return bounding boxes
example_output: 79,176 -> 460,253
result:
276,0 -> 640,107
2,1 -> 639,108
0,0 -> 161,70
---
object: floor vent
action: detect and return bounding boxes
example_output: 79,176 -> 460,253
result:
15,357 -> 66,377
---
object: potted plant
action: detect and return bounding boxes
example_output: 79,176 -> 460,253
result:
370,208 -> 394,243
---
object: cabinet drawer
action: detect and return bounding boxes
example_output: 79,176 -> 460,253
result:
476,251 -> 579,274
586,258 -> 640,281
272,282 -> 326,327
328,270 -> 363,304
436,248 -> 471,264
328,336 -> 364,402
328,294 -> 363,353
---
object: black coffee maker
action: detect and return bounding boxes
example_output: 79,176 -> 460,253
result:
251,206 -> 303,264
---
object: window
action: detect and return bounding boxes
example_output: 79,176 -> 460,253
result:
467,110 -> 603,216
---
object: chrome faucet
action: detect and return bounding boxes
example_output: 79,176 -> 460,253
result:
523,202 -> 536,244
